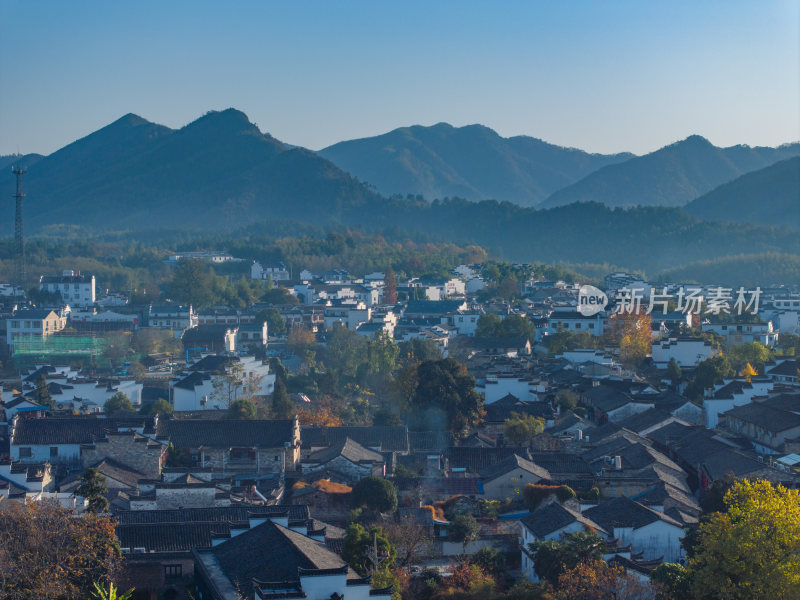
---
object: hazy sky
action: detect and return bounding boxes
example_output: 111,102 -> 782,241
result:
1,0 -> 797,156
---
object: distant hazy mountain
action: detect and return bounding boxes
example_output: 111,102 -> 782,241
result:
0,109 -> 381,231
540,135 -> 800,209
318,123 -> 634,206
684,157 -> 800,229
0,153 -> 43,172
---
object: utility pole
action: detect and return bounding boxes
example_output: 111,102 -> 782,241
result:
11,166 -> 26,292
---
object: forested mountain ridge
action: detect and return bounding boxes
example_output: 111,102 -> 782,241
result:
540,135 -> 800,209
684,157 -> 800,229
319,122 -> 634,206
0,109 -> 382,231
2,109 -> 798,279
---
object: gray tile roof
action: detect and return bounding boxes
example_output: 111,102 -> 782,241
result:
157,418 -> 296,449
301,425 -> 408,452
114,505 -> 310,524
520,502 -> 606,538
479,453 -> 551,481
306,437 -> 384,465
583,496 -> 683,531
722,402 -> 800,433
12,416 -> 152,445
198,520 -> 350,598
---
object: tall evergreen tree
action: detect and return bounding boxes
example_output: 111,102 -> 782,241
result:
271,378 -> 295,419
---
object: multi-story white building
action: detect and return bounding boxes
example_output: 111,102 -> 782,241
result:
40,270 -> 96,307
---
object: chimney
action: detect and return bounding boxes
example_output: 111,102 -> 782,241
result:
614,455 -> 622,471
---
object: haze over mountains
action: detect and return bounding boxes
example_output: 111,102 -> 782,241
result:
1,108 -> 798,280
540,135 -> 800,209
319,123 -> 634,206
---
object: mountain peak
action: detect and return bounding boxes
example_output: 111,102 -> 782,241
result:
109,113 -> 152,128
186,108 -> 260,135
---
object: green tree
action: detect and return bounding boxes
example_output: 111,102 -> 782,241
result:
651,563 -> 691,600
142,398 -> 173,416
685,355 -> 734,400
499,314 -> 535,340
688,479 -> 800,599
90,581 -> 134,600
448,514 -> 480,554
470,546 -> 507,578
529,531 -> 606,585
409,358 -> 483,435
256,308 -> 286,337
104,392 -> 134,415
726,341 -> 771,372
398,338 -> 442,367
476,314 -> 502,337
342,523 -> 397,576
76,468 -> 110,514
33,374 -> 55,409
351,476 -> 398,514
228,398 -> 258,419
557,390 -> 578,412
268,356 -> 289,383
365,331 -> 399,377
503,412 -> 544,445
271,378 -> 295,419
667,357 -> 682,388
170,258 -> 213,308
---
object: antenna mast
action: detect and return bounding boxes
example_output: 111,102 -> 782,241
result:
11,166 -> 25,292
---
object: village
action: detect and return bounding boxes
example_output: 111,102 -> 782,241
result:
1,257 -> 799,600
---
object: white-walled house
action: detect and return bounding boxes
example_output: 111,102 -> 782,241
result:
171,355 -> 275,412
703,377 -> 774,429
483,374 -> 538,403
545,311 -> 606,337
583,496 -> 685,562
193,519 -> 393,600
702,321 -> 778,348
651,337 -> 718,368
445,312 -> 482,336
520,502 -> 609,582
323,303 -> 371,331
765,359 -> 800,387
558,349 -> 616,367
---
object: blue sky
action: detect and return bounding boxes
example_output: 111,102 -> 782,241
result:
0,0 -> 797,156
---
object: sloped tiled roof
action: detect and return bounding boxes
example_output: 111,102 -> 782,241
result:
408,430 -> 454,452
479,453 -> 551,481
198,520 -> 350,598
306,437 -> 384,465
529,451 -> 593,475
617,408 -> 676,434
521,502 -> 606,538
301,425 -> 408,452
117,522 -> 226,552
115,505 -> 310,524
583,496 -> 683,531
157,418 -> 295,449
12,416 -> 151,445
445,446 -> 529,473
722,402 -> 800,433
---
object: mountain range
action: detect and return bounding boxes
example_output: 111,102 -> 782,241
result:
0,109 -> 380,231
539,135 -> 800,209
319,123 -> 634,206
2,109 -> 798,279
